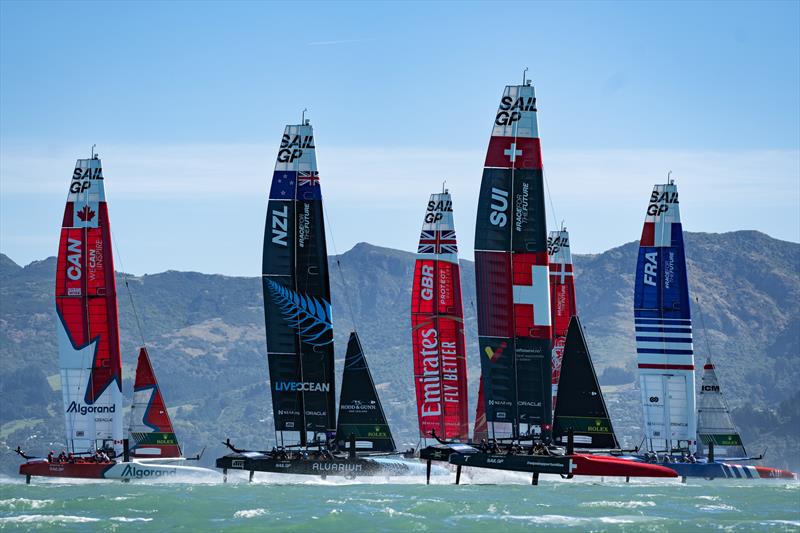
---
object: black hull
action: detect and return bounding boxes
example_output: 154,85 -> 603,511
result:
449,452 -> 571,475
215,452 -> 412,478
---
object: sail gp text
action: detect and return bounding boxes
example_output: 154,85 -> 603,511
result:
277,134 -> 314,163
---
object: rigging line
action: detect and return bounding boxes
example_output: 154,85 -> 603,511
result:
322,193 -> 360,336
535,103 -> 559,232
107,213 -> 147,349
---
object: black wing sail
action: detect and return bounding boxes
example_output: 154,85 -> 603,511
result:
263,123 -> 336,444
552,316 -> 619,449
335,332 -> 396,452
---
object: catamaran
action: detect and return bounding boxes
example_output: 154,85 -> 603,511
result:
215,119 -> 433,480
17,155 -> 216,482
429,79 -> 677,483
631,179 -> 795,480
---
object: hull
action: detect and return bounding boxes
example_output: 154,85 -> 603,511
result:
448,452 -> 677,478
633,459 -> 796,480
216,452 -> 431,478
19,460 -> 217,481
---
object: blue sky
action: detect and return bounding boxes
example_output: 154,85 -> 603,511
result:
1,1 -> 798,275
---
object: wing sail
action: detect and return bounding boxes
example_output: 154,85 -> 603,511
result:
411,192 -> 469,441
57,156 -> 124,456
633,182 -> 696,453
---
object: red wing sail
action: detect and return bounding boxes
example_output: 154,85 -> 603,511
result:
129,347 -> 182,458
547,229 -> 577,410
57,157 -> 124,455
474,83 -> 552,438
411,192 -> 469,441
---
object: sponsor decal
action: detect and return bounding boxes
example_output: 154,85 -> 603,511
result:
277,134 -> 314,163
424,198 -> 452,223
311,462 -> 362,472
547,234 -> 569,256
297,203 -> 311,248
646,190 -> 679,216
120,464 -> 177,478
231,460 -> 245,468
495,95 -> 536,126
341,399 -> 376,411
484,341 -> 507,362
649,396 -> 660,403
489,187 -> 509,227
514,182 -> 529,232
587,419 -> 610,433
66,401 -> 116,416
417,328 -> 460,419
271,205 -> 289,246
275,381 -> 330,392
701,385 -> 720,392
70,166 -> 103,193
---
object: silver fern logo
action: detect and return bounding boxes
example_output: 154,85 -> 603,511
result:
266,279 -> 333,346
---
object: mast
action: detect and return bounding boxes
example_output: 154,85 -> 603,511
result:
263,119 -> 336,448
411,190 -> 469,441
547,227 -> 576,411
633,179 -> 696,453
474,80 -> 552,440
56,155 -> 124,456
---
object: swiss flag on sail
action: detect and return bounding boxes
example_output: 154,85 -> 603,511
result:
485,136 -> 542,169
512,252 -> 551,339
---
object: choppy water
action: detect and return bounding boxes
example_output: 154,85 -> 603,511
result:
0,471 -> 798,532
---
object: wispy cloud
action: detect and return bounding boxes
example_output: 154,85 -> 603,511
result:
1,142 -> 797,275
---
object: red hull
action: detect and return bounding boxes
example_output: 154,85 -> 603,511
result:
20,461 -> 114,479
571,455 -> 678,478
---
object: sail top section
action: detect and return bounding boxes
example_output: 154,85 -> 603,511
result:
270,123 -> 320,201
485,84 -> 542,170
417,191 -> 458,264
640,182 -> 681,248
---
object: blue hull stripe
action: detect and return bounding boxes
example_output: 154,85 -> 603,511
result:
636,337 -> 693,343
637,348 -> 695,355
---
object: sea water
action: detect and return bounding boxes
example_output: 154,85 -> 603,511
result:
0,472 -> 798,532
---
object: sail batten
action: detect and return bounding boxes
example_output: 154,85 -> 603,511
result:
633,182 -> 697,452
263,123 -> 336,440
475,83 -> 552,438
411,192 -> 469,441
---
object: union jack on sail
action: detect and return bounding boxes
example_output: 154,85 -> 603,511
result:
417,230 -> 458,255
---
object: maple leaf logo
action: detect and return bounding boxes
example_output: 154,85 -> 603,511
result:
77,205 -> 95,222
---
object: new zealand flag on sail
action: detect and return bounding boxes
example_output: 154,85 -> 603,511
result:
269,171 -> 296,200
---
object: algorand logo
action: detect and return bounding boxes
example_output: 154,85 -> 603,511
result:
120,464 -> 177,479
66,401 -> 115,416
